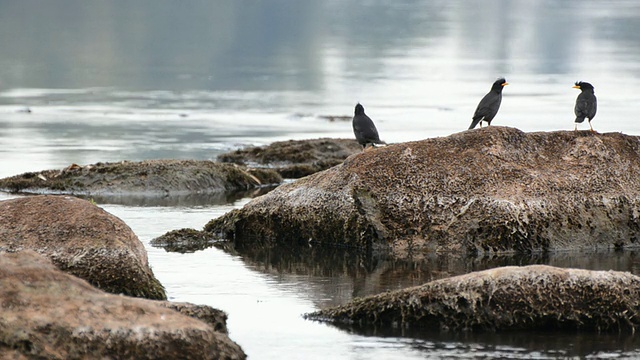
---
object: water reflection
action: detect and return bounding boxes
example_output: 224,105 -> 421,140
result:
224,241 -> 640,308
2,0 -> 640,92
338,329 -> 640,359
79,185 -> 276,207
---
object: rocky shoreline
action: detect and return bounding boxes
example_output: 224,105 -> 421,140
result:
204,127 -> 640,256
0,159 -> 282,196
0,251 -> 245,359
4,127 -> 640,358
0,195 -> 246,359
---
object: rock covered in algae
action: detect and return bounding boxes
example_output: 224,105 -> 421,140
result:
305,265 -> 640,332
0,251 -> 246,360
218,138 -> 362,178
205,127 -> 640,256
0,195 -> 166,300
151,228 -> 216,253
0,159 -> 282,196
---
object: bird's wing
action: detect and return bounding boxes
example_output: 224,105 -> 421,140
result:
353,115 -> 380,141
588,96 -> 597,120
473,92 -> 501,120
574,95 -> 591,118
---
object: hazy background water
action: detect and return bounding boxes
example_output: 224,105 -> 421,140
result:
2,0 -> 640,358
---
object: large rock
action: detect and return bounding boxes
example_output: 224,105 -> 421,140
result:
0,159 -> 281,196
0,251 -> 245,359
218,138 -> 362,178
0,195 -> 166,300
305,265 -> 640,332
205,127 -> 640,255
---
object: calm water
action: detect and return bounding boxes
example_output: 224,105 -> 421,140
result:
2,1 -> 640,358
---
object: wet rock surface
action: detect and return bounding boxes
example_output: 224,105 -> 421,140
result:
218,138 -> 362,178
0,159 -> 282,196
0,251 -> 245,359
0,195 -> 166,300
159,302 -> 230,334
305,265 -> 640,332
205,127 -> 640,256
151,228 -> 217,253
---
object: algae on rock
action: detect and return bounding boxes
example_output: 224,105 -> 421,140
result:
205,127 -> 640,256
305,265 -> 640,333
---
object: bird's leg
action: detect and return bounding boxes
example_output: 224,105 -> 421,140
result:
574,123 -> 577,132
479,121 -> 483,128
589,121 -> 595,133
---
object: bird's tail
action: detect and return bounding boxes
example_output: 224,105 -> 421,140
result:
575,117 -> 585,123
468,118 -> 481,130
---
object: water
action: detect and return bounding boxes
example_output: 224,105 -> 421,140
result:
2,0 -> 640,358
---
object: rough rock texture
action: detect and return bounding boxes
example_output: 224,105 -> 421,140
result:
0,251 -> 245,360
151,228 -> 217,253
305,265 -> 640,332
0,195 -> 166,300
218,138 -> 362,178
206,127 -> 640,255
0,159 -> 282,195
158,302 -> 229,334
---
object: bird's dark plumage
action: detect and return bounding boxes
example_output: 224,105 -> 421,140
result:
468,78 -> 508,130
573,81 -> 597,132
352,103 -> 384,149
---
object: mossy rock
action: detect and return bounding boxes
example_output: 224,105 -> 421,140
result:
206,127 -> 640,256
0,195 -> 166,300
151,228 -> 215,253
218,138 -> 362,178
0,159 -> 282,195
306,265 -> 640,333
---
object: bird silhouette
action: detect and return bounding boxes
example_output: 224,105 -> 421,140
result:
469,78 -> 509,129
573,81 -> 597,132
352,103 -> 385,150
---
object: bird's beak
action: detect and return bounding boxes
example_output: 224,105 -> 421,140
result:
572,85 -> 581,89
502,82 -> 509,86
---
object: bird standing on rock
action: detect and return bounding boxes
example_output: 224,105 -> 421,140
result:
352,103 -> 385,150
573,81 -> 597,132
468,78 -> 509,130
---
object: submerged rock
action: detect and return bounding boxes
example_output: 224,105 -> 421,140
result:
205,127 -> 640,256
305,265 -> 640,332
0,251 -> 245,359
0,195 -> 166,300
218,138 -> 362,178
151,228 -> 216,253
0,159 -> 282,196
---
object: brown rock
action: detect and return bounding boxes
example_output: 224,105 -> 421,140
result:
159,302 -> 230,334
205,127 -> 640,256
0,159 -> 282,195
0,251 -> 245,359
0,195 -> 166,300
150,228 -> 214,253
305,265 -> 640,332
218,138 -> 362,178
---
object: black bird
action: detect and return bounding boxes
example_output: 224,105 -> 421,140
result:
468,78 -> 509,129
573,81 -> 597,132
352,103 -> 384,150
